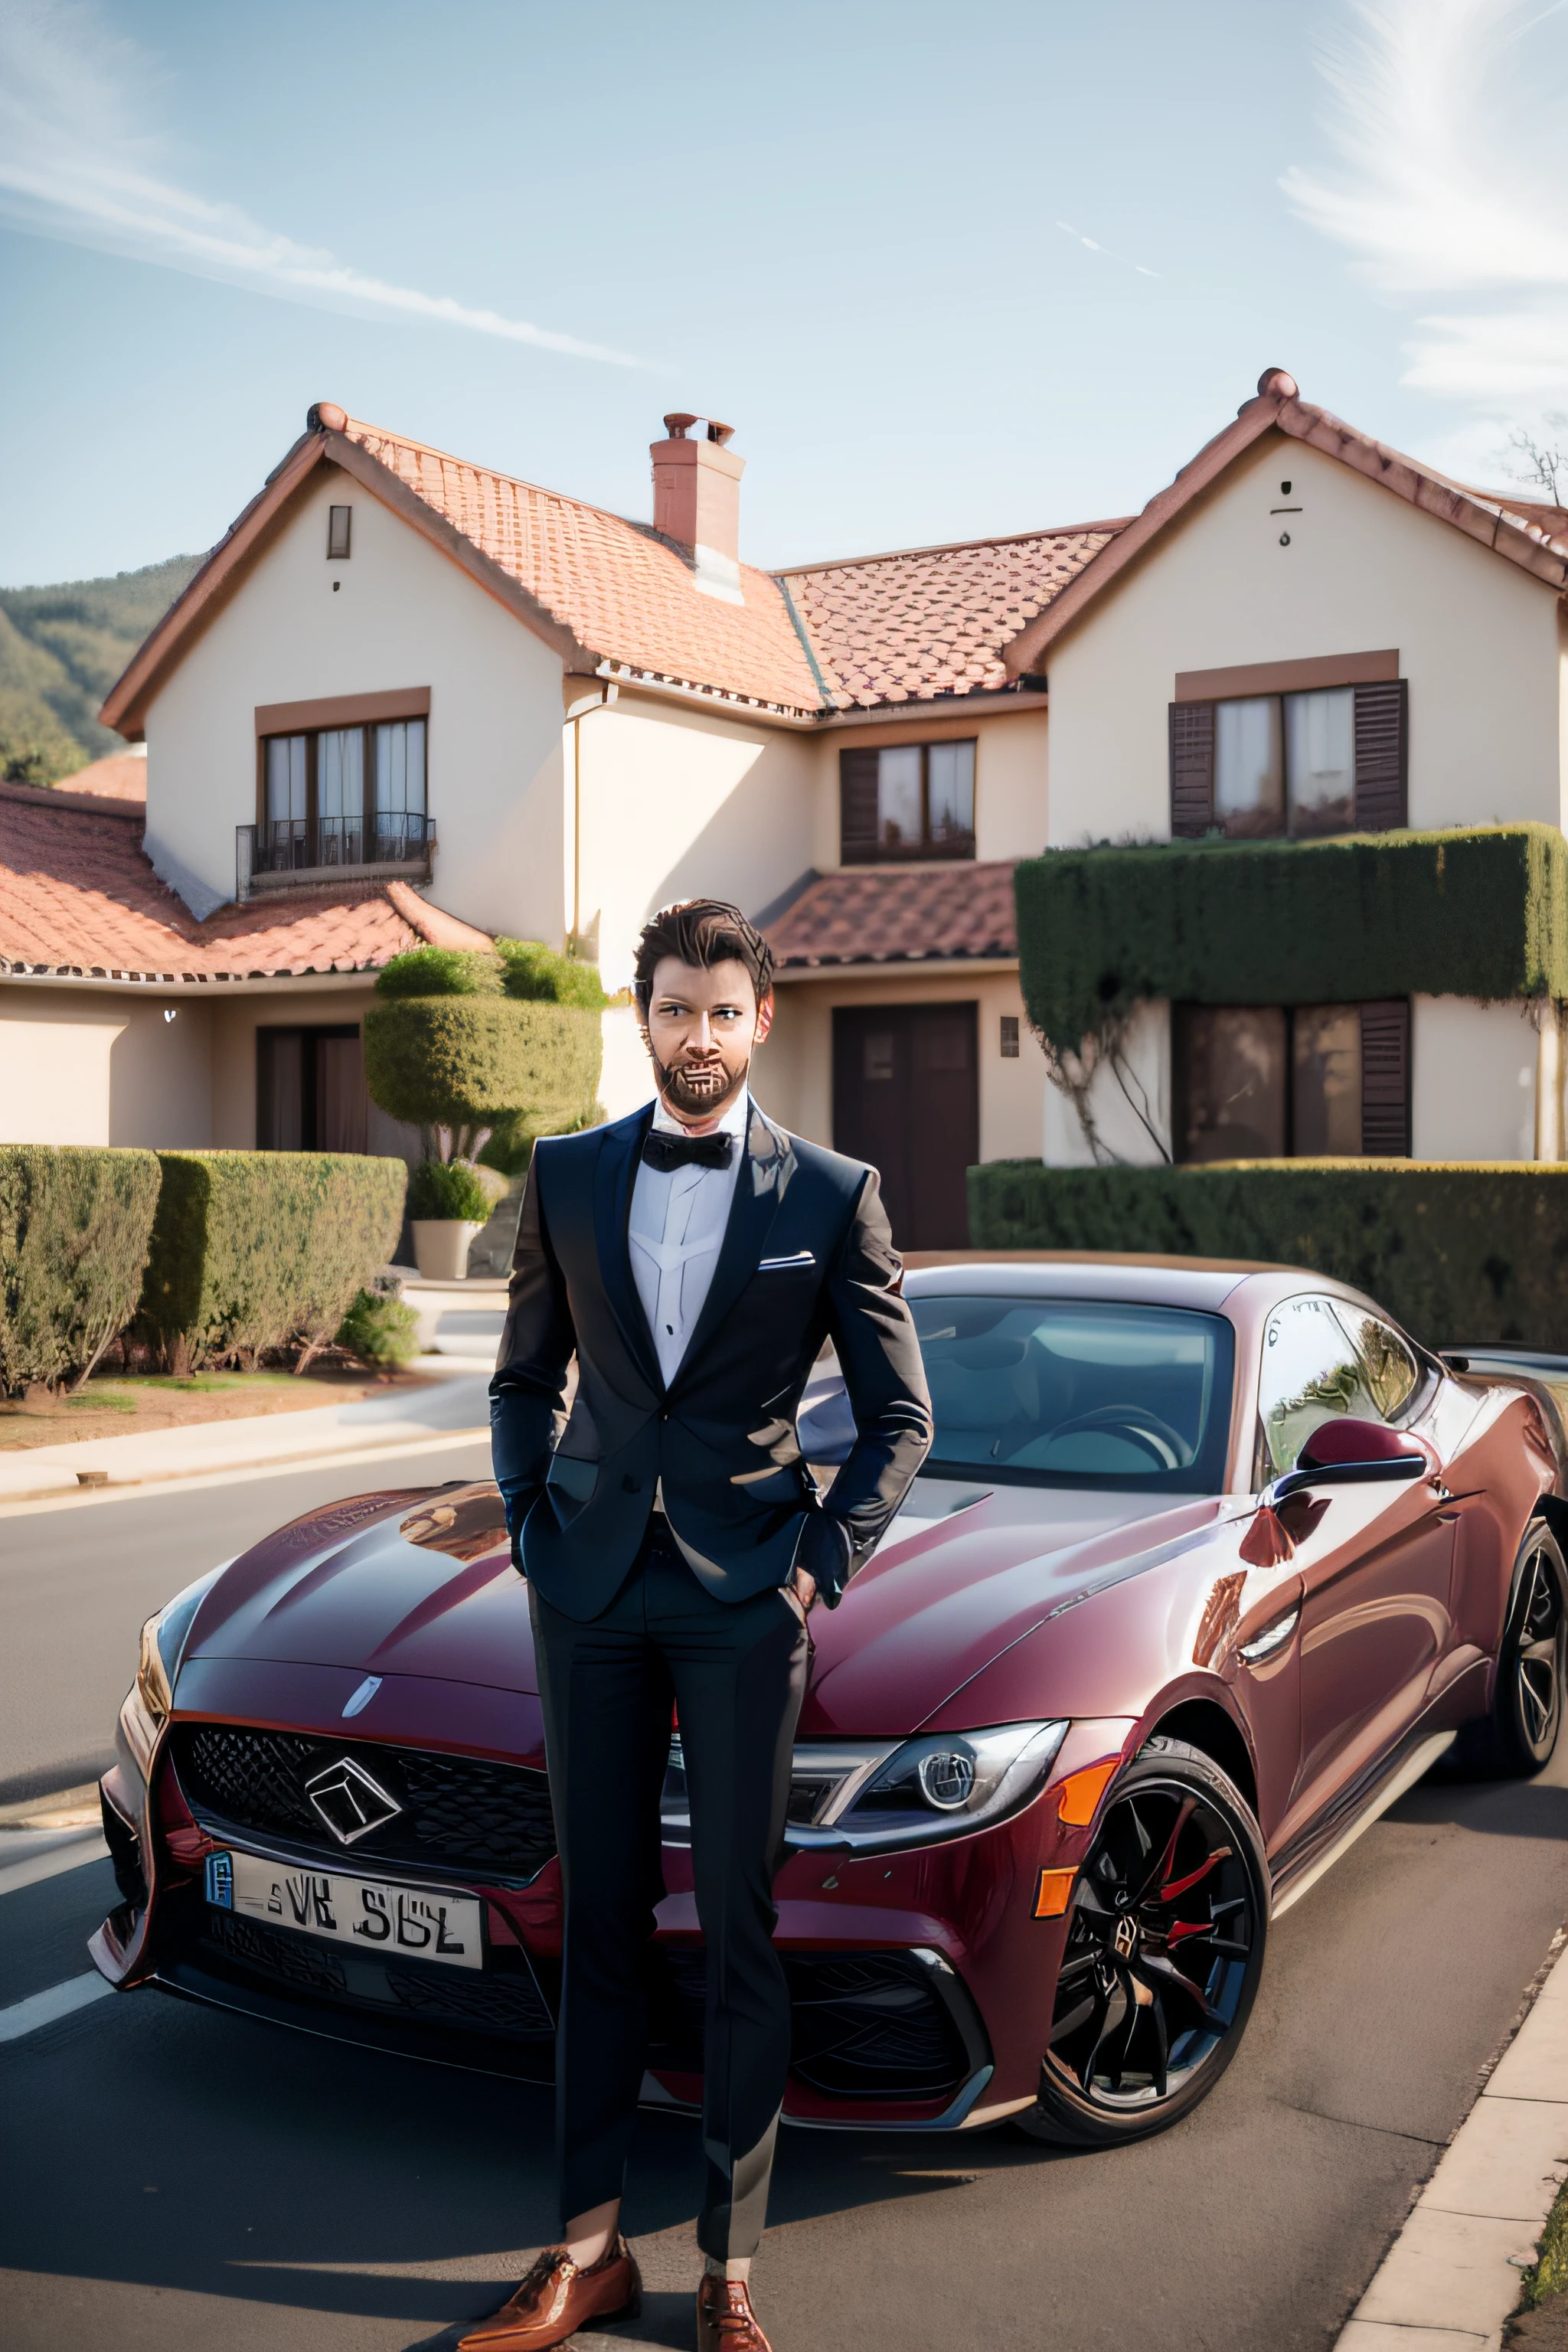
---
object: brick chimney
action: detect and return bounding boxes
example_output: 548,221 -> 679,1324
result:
651,413 -> 745,603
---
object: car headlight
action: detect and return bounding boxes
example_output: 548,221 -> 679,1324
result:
822,1721 -> 1070,1849
124,1565 -> 229,1768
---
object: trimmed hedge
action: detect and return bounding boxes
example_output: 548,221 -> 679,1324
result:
407,1157 -> 492,1221
495,937 -> 608,1011
139,1152 -> 407,1368
364,997 -> 602,1130
1014,826 -> 1568,1057
0,1146 -> 162,1393
966,1159 -> 1568,1351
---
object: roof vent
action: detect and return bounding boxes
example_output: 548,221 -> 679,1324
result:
651,415 -> 746,604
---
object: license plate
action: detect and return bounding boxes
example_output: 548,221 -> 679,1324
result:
205,1848 -> 483,1971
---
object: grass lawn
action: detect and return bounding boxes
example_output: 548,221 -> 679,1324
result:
0,1364 -> 432,1449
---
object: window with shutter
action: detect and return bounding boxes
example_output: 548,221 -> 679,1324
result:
1169,702 -> 1215,836
1353,681 -> 1407,830
840,748 -> 883,864
1359,999 -> 1410,1155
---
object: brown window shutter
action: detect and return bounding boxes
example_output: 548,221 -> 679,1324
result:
1360,1000 -> 1410,1155
1354,680 -> 1407,829
1169,702 -> 1214,836
840,748 -> 880,864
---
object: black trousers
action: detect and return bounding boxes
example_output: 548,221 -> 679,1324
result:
529,1520 -> 809,2259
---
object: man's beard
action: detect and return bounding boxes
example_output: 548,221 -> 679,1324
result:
652,1047 -> 750,1123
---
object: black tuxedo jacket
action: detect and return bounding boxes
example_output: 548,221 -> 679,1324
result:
488,1098 -> 933,1621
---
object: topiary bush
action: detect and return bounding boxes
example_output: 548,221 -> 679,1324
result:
407,1158 -> 493,1222
0,1145 -> 162,1393
335,1286 -> 420,1368
364,937 -> 604,1161
965,1158 -> 1568,1351
138,1152 -> 407,1370
495,937 -> 608,1010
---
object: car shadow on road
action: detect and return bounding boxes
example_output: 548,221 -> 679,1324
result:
0,1981 -> 1077,2347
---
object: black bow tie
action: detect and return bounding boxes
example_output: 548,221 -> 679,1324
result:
642,1128 -> 733,1174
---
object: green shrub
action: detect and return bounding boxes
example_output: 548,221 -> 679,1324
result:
374,946 -> 503,999
407,1158 -> 492,1222
495,936 -> 608,1010
1014,826 -> 1568,1059
364,997 -> 603,1132
480,1100 -> 609,1179
966,1159 -> 1568,1351
0,1146 -> 162,1393
139,1153 -> 407,1369
335,1287 -> 420,1368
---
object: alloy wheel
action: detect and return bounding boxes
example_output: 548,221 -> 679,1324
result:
1040,1754 -> 1264,2130
1512,1537 -> 1564,1762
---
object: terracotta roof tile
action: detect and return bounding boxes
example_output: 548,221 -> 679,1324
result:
0,791 -> 486,983
51,751 -> 147,804
779,528 -> 1125,709
766,861 -> 1018,967
342,417 -> 824,716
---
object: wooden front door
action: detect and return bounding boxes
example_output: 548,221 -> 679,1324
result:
832,1003 -> 978,1250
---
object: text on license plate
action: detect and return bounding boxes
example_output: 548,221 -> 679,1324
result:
205,1849 -> 483,1970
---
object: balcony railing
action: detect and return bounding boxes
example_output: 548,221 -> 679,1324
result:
237,812 -> 436,897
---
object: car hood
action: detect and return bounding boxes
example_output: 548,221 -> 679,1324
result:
182,1484 -> 535,1697
799,1475 -> 1230,1736
181,1475 -> 1231,1727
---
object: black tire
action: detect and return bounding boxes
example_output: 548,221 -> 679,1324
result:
1454,1523 -> 1566,1778
1017,1736 -> 1269,2148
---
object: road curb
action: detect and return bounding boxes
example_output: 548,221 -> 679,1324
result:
1335,1929 -> 1568,2351
0,1424 -> 490,1520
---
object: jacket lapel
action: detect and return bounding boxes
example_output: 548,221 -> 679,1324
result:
592,1106 -> 663,1395
671,1101 -> 795,1392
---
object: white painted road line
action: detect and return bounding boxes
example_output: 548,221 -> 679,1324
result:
0,1971 -> 113,2043
0,1831 -> 109,1899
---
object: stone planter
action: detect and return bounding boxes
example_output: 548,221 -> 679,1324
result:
411,1220 -> 483,1281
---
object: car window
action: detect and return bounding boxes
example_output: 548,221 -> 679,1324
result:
910,1296 -> 1233,1492
1332,1308 -> 1419,1420
1259,1295 -> 1383,1475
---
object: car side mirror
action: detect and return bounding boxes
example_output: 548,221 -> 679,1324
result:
1269,1416 -> 1427,1507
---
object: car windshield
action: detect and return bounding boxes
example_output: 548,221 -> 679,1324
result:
911,1295 -> 1234,1491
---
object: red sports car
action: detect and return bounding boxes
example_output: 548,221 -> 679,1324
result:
91,1260 -> 1566,2146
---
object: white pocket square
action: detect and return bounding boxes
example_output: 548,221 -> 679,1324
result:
758,1251 -> 815,1271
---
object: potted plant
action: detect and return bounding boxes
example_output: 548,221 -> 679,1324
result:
405,1157 -> 496,1282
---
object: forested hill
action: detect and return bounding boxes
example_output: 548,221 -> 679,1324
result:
0,554 -> 204,782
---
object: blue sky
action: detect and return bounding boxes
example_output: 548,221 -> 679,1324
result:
1,0 -> 1563,586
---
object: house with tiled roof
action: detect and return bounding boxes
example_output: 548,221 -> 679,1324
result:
3,368 -> 1565,1243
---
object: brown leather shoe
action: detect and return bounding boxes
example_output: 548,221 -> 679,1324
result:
457,2236 -> 641,2348
696,2272 -> 774,2350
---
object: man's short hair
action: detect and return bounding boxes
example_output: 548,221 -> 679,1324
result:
633,899 -> 776,1016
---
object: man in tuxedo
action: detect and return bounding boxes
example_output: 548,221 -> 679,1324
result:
467,900 -> 932,2352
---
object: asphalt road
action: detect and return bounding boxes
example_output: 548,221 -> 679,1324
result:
0,1439 -> 494,1802
4,1467 -> 1567,2350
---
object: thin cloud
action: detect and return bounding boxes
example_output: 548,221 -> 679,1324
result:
1281,0 -> 1568,405
1054,218 -> 1161,281
0,0 -> 656,371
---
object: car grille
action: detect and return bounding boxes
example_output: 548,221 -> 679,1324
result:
172,1725 -> 556,1885
198,1906 -> 553,2037
654,1946 -> 973,2102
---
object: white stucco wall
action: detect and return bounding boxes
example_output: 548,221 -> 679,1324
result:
141,469 -> 567,938
573,691 -> 819,991
0,985 -> 214,1146
1045,431 -> 1565,845
803,706 -> 1050,871
761,969 -> 1043,1160
1410,995 -> 1540,1161
1040,1000 -> 1171,1167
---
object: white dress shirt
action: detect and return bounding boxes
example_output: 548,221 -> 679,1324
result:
628,1089 -> 749,1388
